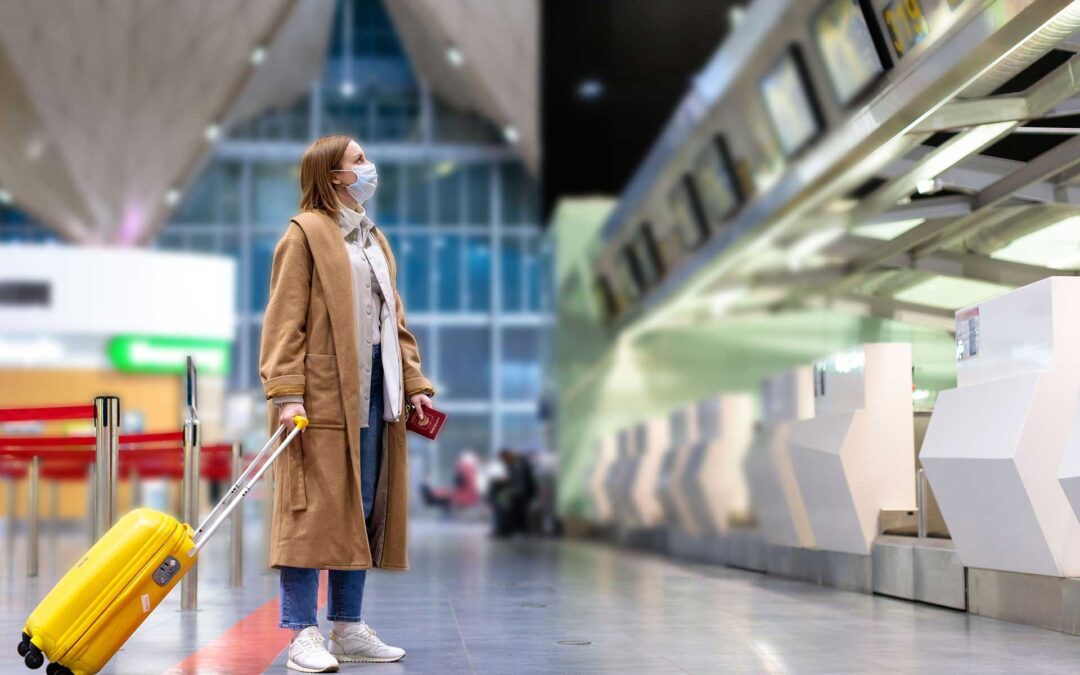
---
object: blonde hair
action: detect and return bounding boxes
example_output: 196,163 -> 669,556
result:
299,134 -> 352,219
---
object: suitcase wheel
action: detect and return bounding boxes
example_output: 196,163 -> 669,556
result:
47,662 -> 73,675
23,645 -> 44,669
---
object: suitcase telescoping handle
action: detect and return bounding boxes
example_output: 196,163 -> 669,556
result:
191,415 -> 308,553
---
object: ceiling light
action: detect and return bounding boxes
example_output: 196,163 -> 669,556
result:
445,46 -> 464,68
340,81 -> 356,98
0,190 -> 12,205
502,125 -> 520,144
250,46 -> 267,65
915,177 -> 942,195
164,189 -> 181,206
204,124 -> 221,142
990,215 -> 1080,269
577,79 -> 605,101
708,287 -> 747,318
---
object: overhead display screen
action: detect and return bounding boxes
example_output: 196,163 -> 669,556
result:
615,251 -> 642,303
759,49 -> 822,156
629,223 -> 663,288
883,0 -> 929,59
691,137 -> 741,228
813,0 -> 886,106
669,177 -> 709,252
593,275 -> 618,320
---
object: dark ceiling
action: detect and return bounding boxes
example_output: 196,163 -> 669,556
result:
541,0 -> 743,222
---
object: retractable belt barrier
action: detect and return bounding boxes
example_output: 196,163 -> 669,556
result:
0,400 -> 253,581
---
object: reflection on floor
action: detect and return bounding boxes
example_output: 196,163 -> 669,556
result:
6,511 -> 1080,674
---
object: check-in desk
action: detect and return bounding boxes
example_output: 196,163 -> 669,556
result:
922,278 -> 1080,578
679,395 -> 755,537
657,405 -> 700,535
605,430 -> 636,528
589,434 -> 618,524
626,417 -> 669,530
745,368 -> 816,549
789,344 -> 916,556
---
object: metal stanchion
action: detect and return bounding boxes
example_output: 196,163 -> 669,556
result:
93,396 -> 120,541
48,479 -> 58,537
230,442 -> 244,587
5,475 -> 15,544
181,357 -> 200,611
917,468 -> 927,540
28,456 -> 40,577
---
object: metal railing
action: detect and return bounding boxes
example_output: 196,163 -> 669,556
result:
0,366 -> 268,589
181,357 -> 201,611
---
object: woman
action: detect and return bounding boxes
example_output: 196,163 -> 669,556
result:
260,134 -> 434,672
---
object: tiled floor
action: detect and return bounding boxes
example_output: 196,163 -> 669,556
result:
6,510 -> 1080,674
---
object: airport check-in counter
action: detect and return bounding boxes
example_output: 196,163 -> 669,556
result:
604,430 -> 638,528
626,417 -> 670,529
589,435 -> 618,524
678,394 -> 755,537
657,404 -> 700,535
788,344 -> 916,556
745,368 -> 816,549
922,278 -> 1080,577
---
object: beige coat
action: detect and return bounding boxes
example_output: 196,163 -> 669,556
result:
259,210 -> 435,570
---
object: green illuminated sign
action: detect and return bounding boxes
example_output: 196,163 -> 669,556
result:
107,335 -> 232,375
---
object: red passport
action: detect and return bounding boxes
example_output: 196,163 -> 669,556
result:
406,405 -> 446,440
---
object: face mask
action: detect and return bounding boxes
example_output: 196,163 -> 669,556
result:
337,162 -> 378,203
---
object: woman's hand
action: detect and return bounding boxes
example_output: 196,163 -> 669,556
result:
279,402 -> 307,431
409,393 -> 432,421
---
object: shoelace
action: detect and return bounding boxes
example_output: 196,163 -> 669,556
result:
350,623 -> 387,647
296,632 -> 325,651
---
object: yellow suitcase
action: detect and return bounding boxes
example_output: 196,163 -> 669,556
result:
17,416 -> 307,675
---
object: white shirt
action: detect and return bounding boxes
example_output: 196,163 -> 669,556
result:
339,205 -> 384,346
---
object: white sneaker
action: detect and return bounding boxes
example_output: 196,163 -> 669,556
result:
328,621 -> 406,663
287,626 -> 340,673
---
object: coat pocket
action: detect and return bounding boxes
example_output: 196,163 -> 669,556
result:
286,436 -> 308,512
304,353 -> 346,428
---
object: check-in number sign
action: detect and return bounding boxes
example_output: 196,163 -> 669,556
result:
883,0 -> 929,58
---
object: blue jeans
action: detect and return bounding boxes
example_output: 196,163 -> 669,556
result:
280,344 -> 384,629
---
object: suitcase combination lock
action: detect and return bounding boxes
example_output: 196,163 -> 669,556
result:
152,556 -> 181,586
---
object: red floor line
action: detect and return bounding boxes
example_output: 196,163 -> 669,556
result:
161,570 -> 329,675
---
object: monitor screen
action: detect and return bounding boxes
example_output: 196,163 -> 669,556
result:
759,49 -> 821,156
669,177 -> 709,252
813,0 -> 886,106
630,223 -> 663,288
691,137 -> 741,228
615,251 -> 642,302
593,275 -> 618,320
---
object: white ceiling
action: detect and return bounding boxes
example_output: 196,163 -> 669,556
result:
0,0 -> 333,244
383,0 -> 539,173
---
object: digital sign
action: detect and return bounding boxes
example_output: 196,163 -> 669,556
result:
759,48 -> 822,156
107,335 -> 232,375
813,0 -> 886,106
628,223 -> 664,289
691,137 -> 741,228
615,251 -> 642,303
669,177 -> 709,252
883,0 -> 929,59
593,275 -> 618,320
